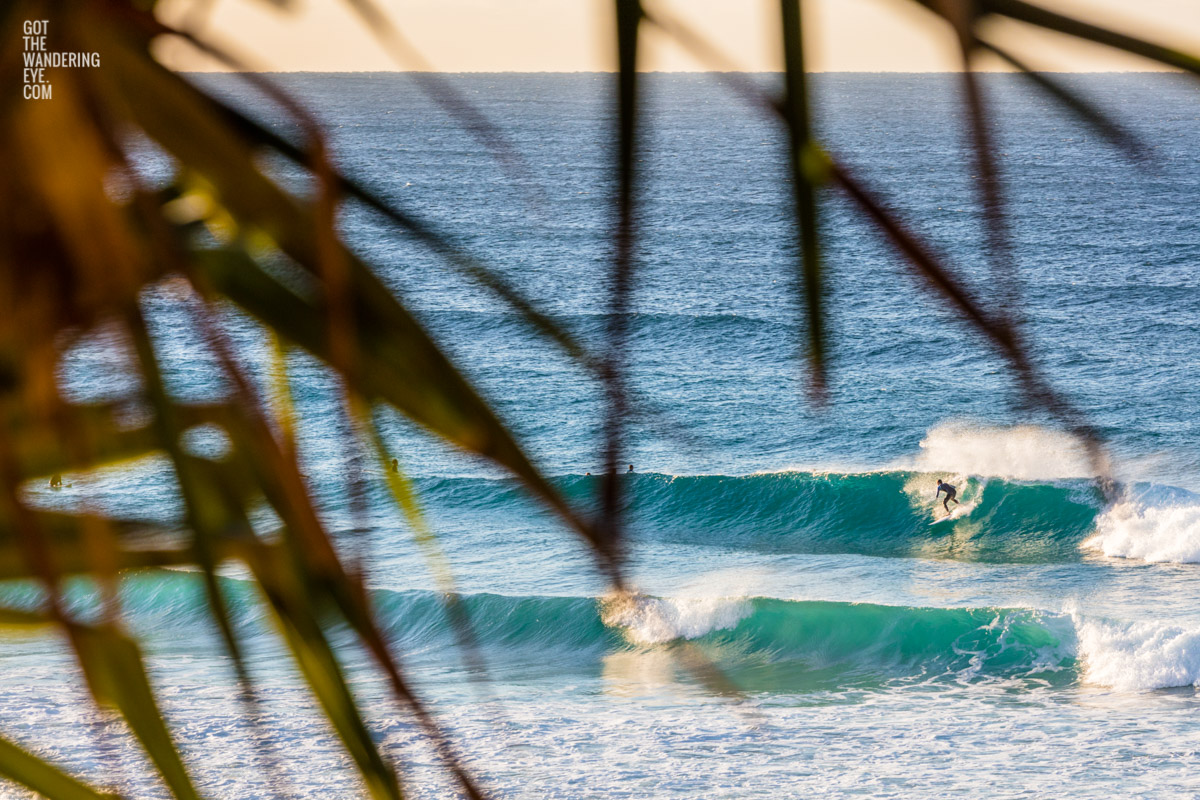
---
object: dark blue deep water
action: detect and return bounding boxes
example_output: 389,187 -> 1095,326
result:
8,74 -> 1200,798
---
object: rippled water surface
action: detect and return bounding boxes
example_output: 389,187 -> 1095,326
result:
8,73 -> 1200,798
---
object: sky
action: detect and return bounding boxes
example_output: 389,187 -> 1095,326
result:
155,0 -> 1200,72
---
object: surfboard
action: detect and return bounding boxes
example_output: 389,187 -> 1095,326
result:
931,501 -> 975,525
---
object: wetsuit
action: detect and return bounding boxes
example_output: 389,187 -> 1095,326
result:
936,482 -> 958,511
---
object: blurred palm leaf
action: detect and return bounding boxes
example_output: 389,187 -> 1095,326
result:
0,0 -> 1198,797
779,0 -> 827,399
0,735 -> 119,800
1,1 -> 611,796
70,624 -> 201,800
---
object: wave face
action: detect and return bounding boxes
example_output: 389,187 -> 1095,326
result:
551,471 -> 1107,563
405,465 -> 1200,565
12,571 -> 1200,692
387,591 -> 1200,693
599,594 -> 1077,691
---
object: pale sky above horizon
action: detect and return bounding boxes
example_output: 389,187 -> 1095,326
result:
155,0 -> 1200,73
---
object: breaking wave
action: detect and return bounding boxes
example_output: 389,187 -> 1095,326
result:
10,571 -> 1200,692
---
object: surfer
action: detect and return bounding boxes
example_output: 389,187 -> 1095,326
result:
935,479 -> 959,512
389,458 -> 399,474
49,473 -> 62,489
628,464 -> 634,473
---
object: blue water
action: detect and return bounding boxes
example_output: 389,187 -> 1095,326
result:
9,73 -> 1200,798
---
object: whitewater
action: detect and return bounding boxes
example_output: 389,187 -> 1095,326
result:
7,73 -> 1200,798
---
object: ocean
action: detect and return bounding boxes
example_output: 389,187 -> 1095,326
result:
10,73 -> 1200,797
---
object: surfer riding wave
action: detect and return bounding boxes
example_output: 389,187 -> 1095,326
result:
935,479 -> 960,512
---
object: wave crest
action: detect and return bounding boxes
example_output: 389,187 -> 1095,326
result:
904,422 -> 1095,481
19,570 -> 1200,692
1083,501 -> 1200,563
599,593 -> 752,645
1076,615 -> 1200,691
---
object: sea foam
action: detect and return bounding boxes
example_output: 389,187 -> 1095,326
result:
1082,501 -> 1200,564
905,422 -> 1095,480
599,593 -> 752,645
1075,614 -> 1200,691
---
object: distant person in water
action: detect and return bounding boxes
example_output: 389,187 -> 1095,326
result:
389,459 -> 399,474
628,464 -> 634,473
935,479 -> 959,512
49,473 -> 62,489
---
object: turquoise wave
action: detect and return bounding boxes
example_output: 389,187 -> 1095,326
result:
676,597 -> 1077,691
1,572 -> 1078,691
383,590 -> 1079,691
420,470 -> 1110,563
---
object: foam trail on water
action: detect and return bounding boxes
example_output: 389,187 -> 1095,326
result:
903,422 -> 1094,480
600,593 -> 752,645
1082,501 -> 1200,564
